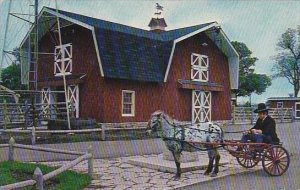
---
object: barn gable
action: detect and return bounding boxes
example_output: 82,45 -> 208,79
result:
20,7 -> 238,86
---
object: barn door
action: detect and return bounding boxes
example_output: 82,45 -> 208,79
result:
192,90 -> 211,123
68,85 -> 79,118
41,87 -> 55,118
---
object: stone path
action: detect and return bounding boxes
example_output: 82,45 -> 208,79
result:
38,150 -> 262,190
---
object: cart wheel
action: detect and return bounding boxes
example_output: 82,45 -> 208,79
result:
236,145 -> 260,168
262,145 -> 290,176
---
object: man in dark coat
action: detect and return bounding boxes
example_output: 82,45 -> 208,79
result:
240,103 -> 280,144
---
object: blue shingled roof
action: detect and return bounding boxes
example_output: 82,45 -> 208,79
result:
45,7 -> 215,82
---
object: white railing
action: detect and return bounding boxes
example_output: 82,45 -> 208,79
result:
0,137 -> 93,190
232,106 -> 294,124
0,122 -> 148,144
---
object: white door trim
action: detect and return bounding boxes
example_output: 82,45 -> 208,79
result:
192,90 -> 211,123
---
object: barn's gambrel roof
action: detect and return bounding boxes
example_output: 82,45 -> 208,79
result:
20,7 -> 239,88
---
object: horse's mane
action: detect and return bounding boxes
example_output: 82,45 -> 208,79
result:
152,110 -> 174,125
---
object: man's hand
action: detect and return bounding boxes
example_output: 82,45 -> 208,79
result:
243,130 -> 250,135
251,129 -> 262,134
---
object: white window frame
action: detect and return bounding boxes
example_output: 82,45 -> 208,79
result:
54,43 -> 72,76
191,53 -> 209,82
122,90 -> 135,117
295,102 -> 300,119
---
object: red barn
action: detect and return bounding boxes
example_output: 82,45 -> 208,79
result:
20,7 -> 239,125
267,97 -> 300,119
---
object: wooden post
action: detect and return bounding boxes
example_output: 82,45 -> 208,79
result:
3,99 -> 9,130
291,107 -> 294,123
251,106 -> 254,125
31,97 -> 37,129
101,124 -> 106,140
31,126 -> 36,145
24,100 -> 30,129
33,167 -> 44,190
87,145 -> 93,178
8,137 -> 15,161
232,105 -> 235,124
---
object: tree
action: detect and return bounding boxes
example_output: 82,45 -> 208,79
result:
231,41 -> 272,102
272,26 -> 300,97
1,63 -> 27,90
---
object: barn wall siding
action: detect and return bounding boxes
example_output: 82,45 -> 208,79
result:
166,33 -> 232,121
38,25 -> 103,120
268,100 -> 297,110
36,25 -> 232,123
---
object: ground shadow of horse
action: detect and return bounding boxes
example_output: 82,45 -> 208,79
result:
146,110 -> 224,179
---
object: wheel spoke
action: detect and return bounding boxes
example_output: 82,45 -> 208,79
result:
275,164 -> 281,175
264,161 -> 273,167
246,159 -> 250,166
277,162 -> 285,171
275,147 -> 281,158
277,150 -> 285,158
267,165 -> 274,173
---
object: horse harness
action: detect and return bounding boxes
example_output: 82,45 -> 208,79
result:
159,114 -> 224,151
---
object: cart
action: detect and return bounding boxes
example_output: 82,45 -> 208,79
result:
222,140 -> 290,176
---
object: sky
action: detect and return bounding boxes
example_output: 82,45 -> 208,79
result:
0,0 -> 300,104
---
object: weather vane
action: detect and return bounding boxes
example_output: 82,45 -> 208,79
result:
155,3 -> 164,17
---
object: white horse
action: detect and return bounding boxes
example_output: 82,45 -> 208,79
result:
147,110 -> 224,178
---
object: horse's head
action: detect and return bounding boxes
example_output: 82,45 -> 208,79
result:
146,110 -> 164,136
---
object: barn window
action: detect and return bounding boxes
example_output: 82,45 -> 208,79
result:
191,53 -> 209,82
295,102 -> 300,118
122,90 -> 135,117
54,43 -> 72,76
277,102 -> 283,109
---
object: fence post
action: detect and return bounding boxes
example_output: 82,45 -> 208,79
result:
101,124 -> 106,140
31,97 -> 37,129
33,167 -> 44,190
232,105 -> 235,124
291,107 -> 294,123
250,105 -> 254,125
31,126 -> 36,145
8,137 -> 15,161
280,108 -> 283,123
88,145 -> 94,178
24,100 -> 30,129
3,99 -> 9,130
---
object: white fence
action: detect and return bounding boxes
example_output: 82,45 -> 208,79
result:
232,106 -> 294,124
0,137 -> 93,190
0,121 -> 148,144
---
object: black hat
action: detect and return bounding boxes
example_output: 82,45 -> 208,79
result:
254,103 -> 270,113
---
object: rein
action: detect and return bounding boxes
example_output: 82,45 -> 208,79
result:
162,137 -> 224,151
224,130 -> 247,134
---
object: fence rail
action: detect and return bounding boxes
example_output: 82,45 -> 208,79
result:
0,122 -> 148,144
0,137 -> 93,190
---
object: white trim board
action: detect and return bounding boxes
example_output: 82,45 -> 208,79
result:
19,7 -> 104,77
163,22 -> 239,90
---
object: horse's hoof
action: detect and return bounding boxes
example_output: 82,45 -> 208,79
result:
210,173 -> 217,177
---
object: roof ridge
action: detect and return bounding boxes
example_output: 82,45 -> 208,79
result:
43,6 -> 158,34
43,6 -> 214,41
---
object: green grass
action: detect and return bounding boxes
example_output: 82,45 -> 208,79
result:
0,161 -> 91,190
